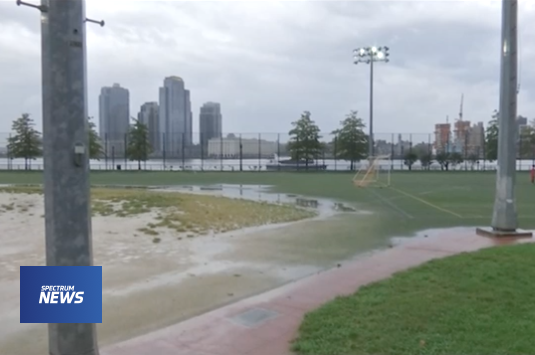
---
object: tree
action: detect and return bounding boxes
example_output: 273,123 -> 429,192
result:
419,152 -> 433,170
7,113 -> 42,170
322,140 -> 335,158
449,152 -> 464,167
126,119 -> 152,170
287,111 -> 322,168
412,142 -> 430,156
412,143 -> 432,170
88,116 -> 103,160
331,111 -> 368,170
485,110 -> 499,161
467,153 -> 479,170
403,150 -> 418,171
518,126 -> 535,160
435,151 -> 450,171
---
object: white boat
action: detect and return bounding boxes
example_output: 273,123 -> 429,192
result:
265,154 -> 327,171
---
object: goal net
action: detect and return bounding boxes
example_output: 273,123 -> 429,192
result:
352,155 -> 391,188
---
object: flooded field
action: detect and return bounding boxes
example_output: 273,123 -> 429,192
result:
0,184 -> 386,355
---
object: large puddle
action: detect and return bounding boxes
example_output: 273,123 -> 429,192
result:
0,183 -> 477,355
0,183 -> 381,355
153,184 -> 361,218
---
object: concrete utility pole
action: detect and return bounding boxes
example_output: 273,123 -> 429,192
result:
477,0 -> 531,238
16,0 -> 104,354
352,46 -> 390,158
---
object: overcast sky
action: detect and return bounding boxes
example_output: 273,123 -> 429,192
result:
0,0 -> 534,143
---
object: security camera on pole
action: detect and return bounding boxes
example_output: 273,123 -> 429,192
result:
352,46 -> 390,160
476,0 -> 532,238
16,0 -> 104,354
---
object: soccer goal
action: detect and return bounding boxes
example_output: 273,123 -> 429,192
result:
352,155 -> 392,188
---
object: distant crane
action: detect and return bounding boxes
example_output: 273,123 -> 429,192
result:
459,93 -> 464,121
453,94 -> 466,155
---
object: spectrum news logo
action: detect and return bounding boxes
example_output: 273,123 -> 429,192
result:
20,266 -> 102,323
39,285 -> 84,304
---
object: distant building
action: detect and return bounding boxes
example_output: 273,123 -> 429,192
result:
517,115 -> 527,125
517,115 -> 528,138
375,134 -> 413,157
199,102 -> 222,155
467,122 -> 485,157
207,135 -> 277,158
158,76 -> 192,154
99,83 -> 130,156
138,102 -> 159,154
374,140 -> 392,156
454,120 -> 471,144
449,120 -> 471,154
434,123 -> 451,153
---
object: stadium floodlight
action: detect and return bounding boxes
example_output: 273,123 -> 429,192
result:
352,45 -> 390,158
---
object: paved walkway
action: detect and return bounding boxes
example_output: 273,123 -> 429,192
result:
101,229 -> 531,355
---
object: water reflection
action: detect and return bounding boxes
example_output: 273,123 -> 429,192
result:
155,184 -> 358,217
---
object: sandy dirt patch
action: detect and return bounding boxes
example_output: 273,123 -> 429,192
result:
0,189 -> 372,355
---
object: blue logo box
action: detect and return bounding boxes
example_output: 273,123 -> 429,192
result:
20,266 -> 102,323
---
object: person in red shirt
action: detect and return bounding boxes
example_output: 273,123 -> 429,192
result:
531,165 -> 535,184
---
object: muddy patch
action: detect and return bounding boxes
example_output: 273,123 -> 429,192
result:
0,186 -> 369,355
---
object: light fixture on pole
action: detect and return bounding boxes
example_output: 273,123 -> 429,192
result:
353,46 -> 390,159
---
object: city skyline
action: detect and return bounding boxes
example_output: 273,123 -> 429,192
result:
1,1 -> 535,136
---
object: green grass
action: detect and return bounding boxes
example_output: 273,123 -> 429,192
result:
3,171 -> 534,352
2,170 -> 535,234
292,243 -> 535,355
0,184 -> 315,237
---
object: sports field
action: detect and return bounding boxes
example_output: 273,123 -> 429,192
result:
2,170 -> 535,354
1,170 -> 535,237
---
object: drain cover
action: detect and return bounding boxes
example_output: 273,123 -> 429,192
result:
229,307 -> 278,327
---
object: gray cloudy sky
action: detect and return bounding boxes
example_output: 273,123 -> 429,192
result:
0,0 -> 534,143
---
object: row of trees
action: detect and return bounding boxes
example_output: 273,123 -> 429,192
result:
5,109 -> 534,171
287,110 -> 368,170
286,110 -> 467,171
482,110 -> 535,161
286,109 -> 534,171
6,114 -> 153,170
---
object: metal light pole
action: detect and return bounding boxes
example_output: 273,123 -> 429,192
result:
492,0 -> 518,231
16,0 -> 104,354
477,0 -> 531,238
353,46 -> 390,159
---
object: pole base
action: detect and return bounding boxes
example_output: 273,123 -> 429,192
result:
476,227 -> 533,238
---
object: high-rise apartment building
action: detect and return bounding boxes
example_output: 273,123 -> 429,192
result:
138,102 -> 159,153
99,83 -> 130,156
434,123 -> 451,153
199,102 -> 222,152
454,120 -> 471,143
467,122 -> 485,157
158,76 -> 193,154
451,120 -> 471,153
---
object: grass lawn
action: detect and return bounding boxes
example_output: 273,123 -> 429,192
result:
0,185 -> 314,238
292,243 -> 535,355
3,171 -> 535,352
2,170 -> 535,263
1,170 -> 535,230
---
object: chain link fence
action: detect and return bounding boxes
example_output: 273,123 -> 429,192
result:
1,131 -> 534,171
